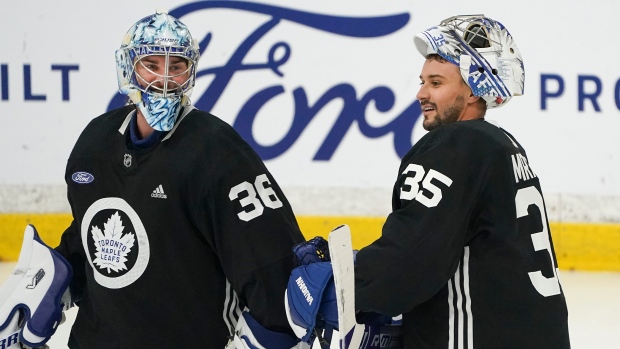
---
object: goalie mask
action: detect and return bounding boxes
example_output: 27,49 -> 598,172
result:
115,9 -> 200,131
413,15 -> 524,108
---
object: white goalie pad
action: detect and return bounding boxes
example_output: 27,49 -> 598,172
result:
0,225 -> 72,348
0,311 -> 20,349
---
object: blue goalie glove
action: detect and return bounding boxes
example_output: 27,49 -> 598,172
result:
292,236 -> 331,266
0,225 -> 72,348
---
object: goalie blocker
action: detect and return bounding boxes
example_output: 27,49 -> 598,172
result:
0,225 -> 72,348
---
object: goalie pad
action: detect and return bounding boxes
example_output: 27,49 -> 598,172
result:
0,311 -> 20,349
225,311 -> 309,349
0,225 -> 72,348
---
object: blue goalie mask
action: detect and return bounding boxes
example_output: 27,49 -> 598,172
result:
414,15 -> 524,108
115,9 -> 200,131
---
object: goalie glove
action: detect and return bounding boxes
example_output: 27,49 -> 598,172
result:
0,225 -> 72,348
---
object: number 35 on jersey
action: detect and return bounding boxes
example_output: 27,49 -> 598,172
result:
400,164 -> 453,208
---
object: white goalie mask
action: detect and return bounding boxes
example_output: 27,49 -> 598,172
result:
414,15 -> 524,108
115,9 -> 200,131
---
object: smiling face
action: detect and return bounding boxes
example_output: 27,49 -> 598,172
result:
416,55 -> 482,131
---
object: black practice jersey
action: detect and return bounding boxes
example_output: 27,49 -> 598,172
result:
355,119 -> 570,349
55,105 -> 305,349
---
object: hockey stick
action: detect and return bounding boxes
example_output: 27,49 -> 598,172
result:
328,225 -> 364,349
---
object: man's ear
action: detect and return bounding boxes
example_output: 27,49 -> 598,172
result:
467,92 -> 481,105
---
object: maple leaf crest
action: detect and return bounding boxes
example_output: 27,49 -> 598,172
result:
91,211 -> 135,274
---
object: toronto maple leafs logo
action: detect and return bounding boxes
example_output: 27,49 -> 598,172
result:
91,211 -> 136,274
82,198 -> 150,289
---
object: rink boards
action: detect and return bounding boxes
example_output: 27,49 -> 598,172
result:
1,210 -> 619,271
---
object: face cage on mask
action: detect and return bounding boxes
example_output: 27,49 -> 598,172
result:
439,15 -> 503,53
127,46 -> 198,99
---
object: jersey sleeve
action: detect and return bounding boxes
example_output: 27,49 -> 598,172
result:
55,214 -> 87,304
354,130 -> 505,316
194,139 -> 304,334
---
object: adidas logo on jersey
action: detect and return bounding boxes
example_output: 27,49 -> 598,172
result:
151,185 -> 168,199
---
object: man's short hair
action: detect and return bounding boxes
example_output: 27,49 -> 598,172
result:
426,53 -> 449,64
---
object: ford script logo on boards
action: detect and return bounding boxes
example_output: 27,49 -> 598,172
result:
72,172 -> 94,184
107,1 -> 419,161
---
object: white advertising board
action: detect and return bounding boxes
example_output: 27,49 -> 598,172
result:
1,0 -> 620,217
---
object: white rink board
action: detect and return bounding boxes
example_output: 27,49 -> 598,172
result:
2,0 -> 620,214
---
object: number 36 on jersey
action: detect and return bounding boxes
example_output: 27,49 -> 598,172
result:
229,174 -> 283,222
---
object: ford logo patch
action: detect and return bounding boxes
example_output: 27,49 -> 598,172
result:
71,172 -> 94,184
